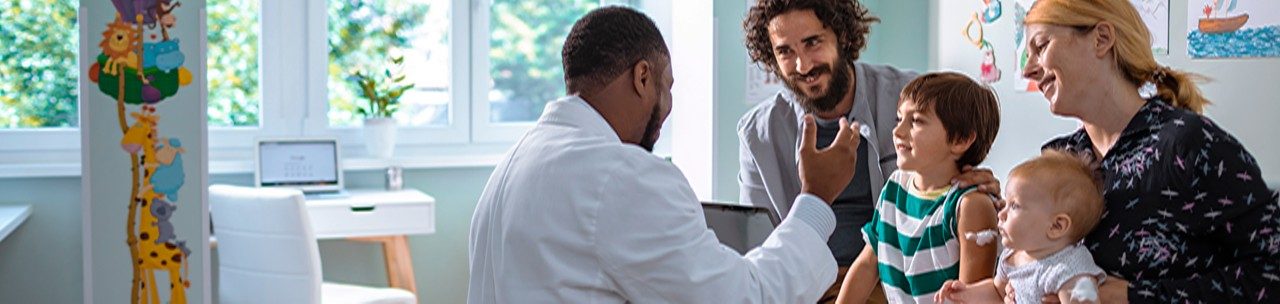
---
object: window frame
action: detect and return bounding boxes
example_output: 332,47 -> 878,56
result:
304,0 -> 472,149
470,0 -> 641,143
2,0 -> 666,176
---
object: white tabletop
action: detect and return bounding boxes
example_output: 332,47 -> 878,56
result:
212,188 -> 435,245
0,205 -> 32,244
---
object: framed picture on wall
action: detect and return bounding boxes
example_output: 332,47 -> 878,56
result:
1131,0 -> 1171,54
1187,0 -> 1280,58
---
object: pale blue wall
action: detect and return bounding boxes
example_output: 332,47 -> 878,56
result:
0,177 -> 83,303
0,166 -> 492,304
862,0 -> 932,71
711,0 -> 755,201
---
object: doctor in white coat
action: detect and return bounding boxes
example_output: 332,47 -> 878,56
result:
468,6 -> 864,303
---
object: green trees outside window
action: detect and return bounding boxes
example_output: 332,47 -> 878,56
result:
208,0 -> 261,127
488,0 -> 598,123
0,0 -> 78,128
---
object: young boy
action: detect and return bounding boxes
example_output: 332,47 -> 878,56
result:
836,72 -> 1001,304
934,149 -> 1107,304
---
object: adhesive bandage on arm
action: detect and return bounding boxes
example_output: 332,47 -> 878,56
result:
1069,276 -> 1099,303
964,229 -> 999,246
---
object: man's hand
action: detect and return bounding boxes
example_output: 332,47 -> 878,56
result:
954,165 -> 1002,198
798,115 -> 859,204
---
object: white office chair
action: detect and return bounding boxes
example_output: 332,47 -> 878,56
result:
210,184 -> 416,304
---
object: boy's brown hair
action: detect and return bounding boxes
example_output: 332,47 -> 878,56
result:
1009,149 -> 1105,242
899,72 -> 1001,169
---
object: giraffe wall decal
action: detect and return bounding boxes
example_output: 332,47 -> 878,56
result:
88,2 -> 194,302
122,110 -> 190,304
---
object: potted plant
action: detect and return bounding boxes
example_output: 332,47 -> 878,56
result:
352,56 -> 414,159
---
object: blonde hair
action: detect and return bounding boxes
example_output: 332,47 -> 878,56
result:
1009,149 -> 1104,242
1026,0 -> 1210,113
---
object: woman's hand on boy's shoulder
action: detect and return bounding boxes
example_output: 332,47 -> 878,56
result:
955,165 -> 1002,198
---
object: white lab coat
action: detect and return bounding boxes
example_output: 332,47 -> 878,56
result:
468,96 -> 838,303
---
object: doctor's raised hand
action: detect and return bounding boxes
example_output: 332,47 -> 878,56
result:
799,114 -> 861,204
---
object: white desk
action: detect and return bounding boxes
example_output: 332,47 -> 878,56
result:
0,205 -> 32,244
306,189 -> 436,239
213,189 -> 435,295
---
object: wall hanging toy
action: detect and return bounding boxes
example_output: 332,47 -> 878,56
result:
962,1 -> 1004,84
981,0 -> 1003,23
86,0 -> 193,303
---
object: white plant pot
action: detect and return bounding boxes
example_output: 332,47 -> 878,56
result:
363,117 -> 397,159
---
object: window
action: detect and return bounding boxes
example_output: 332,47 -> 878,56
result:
471,0 -> 642,142
485,0 -> 599,123
207,0 -> 262,127
327,0 -> 451,128
2,0 -> 668,173
0,0 -> 78,129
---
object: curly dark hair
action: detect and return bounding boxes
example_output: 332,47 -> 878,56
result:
743,0 -> 879,76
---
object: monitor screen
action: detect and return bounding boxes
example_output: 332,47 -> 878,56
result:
701,202 -> 776,254
258,140 -> 339,187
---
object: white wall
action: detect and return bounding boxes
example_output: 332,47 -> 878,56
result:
932,0 -> 1280,186
669,0 -> 716,200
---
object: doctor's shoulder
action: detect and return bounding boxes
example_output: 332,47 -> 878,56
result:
604,146 -> 687,182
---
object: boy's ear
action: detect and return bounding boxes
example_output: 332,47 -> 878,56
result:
1047,213 -> 1073,240
949,133 -> 977,159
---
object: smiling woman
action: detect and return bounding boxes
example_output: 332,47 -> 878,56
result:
1022,0 -> 1280,303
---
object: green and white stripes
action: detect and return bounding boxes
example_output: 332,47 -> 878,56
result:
862,171 -> 976,303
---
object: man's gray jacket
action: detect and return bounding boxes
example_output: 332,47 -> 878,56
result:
737,62 -> 918,221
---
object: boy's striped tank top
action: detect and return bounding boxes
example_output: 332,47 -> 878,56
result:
861,170 -> 977,303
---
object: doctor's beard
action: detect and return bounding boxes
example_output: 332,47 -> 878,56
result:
639,102 -> 662,152
782,59 -> 851,114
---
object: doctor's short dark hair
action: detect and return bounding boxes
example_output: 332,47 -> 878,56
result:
899,71 -> 1001,170
562,6 -> 670,95
744,0 -> 879,76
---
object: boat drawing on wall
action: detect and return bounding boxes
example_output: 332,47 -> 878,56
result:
1186,0 -> 1278,59
1199,0 -> 1248,33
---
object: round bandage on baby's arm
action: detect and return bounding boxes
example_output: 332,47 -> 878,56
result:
1067,275 -> 1099,303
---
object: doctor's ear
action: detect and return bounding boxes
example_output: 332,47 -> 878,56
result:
630,60 -> 653,98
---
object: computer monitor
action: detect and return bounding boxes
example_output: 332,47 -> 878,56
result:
701,201 -> 777,254
254,138 -> 343,193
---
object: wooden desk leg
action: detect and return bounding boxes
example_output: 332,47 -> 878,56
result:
382,235 -> 418,295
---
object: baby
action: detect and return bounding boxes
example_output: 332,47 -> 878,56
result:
935,149 -> 1106,304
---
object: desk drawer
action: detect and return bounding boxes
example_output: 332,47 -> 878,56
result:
307,200 -> 435,239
